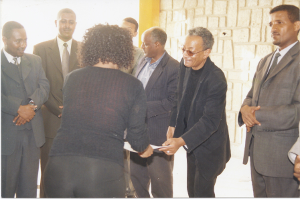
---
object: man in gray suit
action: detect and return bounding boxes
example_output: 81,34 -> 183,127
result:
1,21 -> 49,197
130,27 -> 179,198
239,4 -> 300,197
33,8 -> 80,197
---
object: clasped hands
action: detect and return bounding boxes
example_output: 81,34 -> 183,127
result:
240,105 -> 261,132
13,104 -> 37,126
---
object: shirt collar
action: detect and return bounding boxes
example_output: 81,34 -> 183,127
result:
275,41 -> 298,57
3,48 -> 21,64
145,51 -> 166,67
57,36 -> 72,49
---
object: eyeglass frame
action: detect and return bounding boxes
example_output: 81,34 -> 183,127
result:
181,47 -> 207,56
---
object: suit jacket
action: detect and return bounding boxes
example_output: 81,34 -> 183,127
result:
170,57 -> 231,180
1,50 -> 50,155
33,38 -> 80,138
134,52 -> 179,146
238,42 -> 300,178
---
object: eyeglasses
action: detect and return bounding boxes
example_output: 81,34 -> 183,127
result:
181,48 -> 206,56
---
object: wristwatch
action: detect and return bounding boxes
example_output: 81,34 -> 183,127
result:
29,99 -> 38,111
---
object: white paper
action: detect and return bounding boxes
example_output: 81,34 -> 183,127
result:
124,141 -> 169,153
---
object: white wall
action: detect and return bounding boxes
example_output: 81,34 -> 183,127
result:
0,0 -> 140,53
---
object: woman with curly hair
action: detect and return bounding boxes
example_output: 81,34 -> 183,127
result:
43,24 -> 153,197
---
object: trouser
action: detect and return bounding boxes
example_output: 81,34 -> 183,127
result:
130,152 -> 174,198
123,149 -> 136,196
1,129 -> 40,198
249,137 -> 299,197
44,155 -> 125,198
187,152 -> 216,197
39,137 -> 53,198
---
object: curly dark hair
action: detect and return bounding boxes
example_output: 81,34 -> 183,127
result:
79,24 -> 134,69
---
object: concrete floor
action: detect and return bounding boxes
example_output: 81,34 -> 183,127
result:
173,147 -> 253,197
37,146 -> 254,198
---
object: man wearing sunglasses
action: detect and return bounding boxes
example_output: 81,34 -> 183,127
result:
160,27 -> 231,197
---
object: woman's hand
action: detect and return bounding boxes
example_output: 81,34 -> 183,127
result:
138,145 -> 153,158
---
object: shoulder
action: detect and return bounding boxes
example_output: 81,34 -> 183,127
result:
34,38 -> 55,49
134,46 -> 143,54
208,60 -> 227,85
23,53 -> 42,62
163,52 -> 180,68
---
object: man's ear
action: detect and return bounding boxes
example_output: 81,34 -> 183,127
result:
294,21 -> 300,32
2,36 -> 7,46
203,48 -> 211,59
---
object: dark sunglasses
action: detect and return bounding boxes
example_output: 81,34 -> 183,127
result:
181,48 -> 206,56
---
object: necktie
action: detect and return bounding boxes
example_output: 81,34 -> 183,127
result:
13,57 -> 19,65
62,43 -> 69,79
267,52 -> 281,77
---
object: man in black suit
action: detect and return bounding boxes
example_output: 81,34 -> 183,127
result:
130,27 -> 179,198
1,21 -> 49,197
33,8 -> 80,197
160,27 -> 231,197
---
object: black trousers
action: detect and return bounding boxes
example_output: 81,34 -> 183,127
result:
249,137 -> 299,197
39,137 -> 53,198
130,152 -> 174,198
44,156 -> 125,198
187,152 -> 216,197
1,129 -> 40,198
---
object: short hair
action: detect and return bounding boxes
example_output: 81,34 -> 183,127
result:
123,17 -> 138,32
57,8 -> 76,20
79,24 -> 134,69
2,21 -> 24,39
188,27 -> 214,50
150,27 -> 167,46
270,4 -> 300,23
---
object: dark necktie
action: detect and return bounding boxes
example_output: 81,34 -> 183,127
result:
62,43 -> 69,79
267,52 -> 281,77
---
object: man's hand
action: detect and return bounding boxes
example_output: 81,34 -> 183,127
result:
13,115 -> 27,126
58,106 -> 63,118
294,155 -> 300,181
17,105 -> 36,122
138,145 -> 153,158
159,137 -> 186,155
166,126 -> 175,139
241,105 -> 261,127
246,125 -> 251,132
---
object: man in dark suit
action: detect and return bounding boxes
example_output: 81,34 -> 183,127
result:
238,5 -> 300,197
160,27 -> 231,197
1,21 -> 49,197
130,27 -> 179,198
33,8 -> 80,197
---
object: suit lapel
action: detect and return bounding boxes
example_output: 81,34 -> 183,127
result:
189,59 -> 211,113
1,50 -> 20,83
47,38 -> 63,76
134,57 -> 147,78
69,39 -> 78,71
144,54 -> 169,95
20,54 -> 31,81
265,42 -> 300,82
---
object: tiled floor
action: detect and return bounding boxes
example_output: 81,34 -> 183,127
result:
37,146 -> 254,198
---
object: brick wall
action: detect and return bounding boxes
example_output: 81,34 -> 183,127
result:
159,0 -> 300,157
